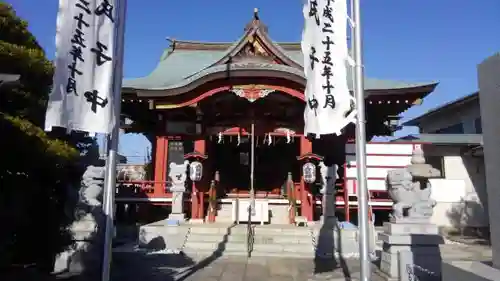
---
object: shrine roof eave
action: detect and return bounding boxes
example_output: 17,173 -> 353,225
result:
392,133 -> 483,146
403,92 -> 478,127
122,63 -> 438,99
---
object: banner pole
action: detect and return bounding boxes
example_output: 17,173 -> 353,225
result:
101,0 -> 127,280
352,0 -> 371,280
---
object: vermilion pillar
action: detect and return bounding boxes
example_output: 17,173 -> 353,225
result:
300,136 -> 314,221
154,136 -> 168,196
191,139 -> 206,219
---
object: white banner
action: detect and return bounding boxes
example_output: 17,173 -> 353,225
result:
45,0 -> 118,134
301,0 -> 356,136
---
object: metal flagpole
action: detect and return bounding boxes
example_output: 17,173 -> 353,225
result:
101,0 -> 128,280
250,121 -> 255,215
352,0 -> 371,280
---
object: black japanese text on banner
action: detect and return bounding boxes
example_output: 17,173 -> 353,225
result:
45,0 -> 117,134
301,0 -> 356,136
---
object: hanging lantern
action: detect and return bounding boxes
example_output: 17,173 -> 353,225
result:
189,161 -> 203,182
302,162 -> 316,183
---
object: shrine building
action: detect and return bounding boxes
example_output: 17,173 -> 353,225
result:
116,12 -> 438,225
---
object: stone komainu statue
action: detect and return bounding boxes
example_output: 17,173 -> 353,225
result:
80,165 -> 105,208
168,160 -> 189,192
386,147 -> 439,221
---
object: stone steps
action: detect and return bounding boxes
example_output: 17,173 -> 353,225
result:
187,233 -> 312,244
183,224 -> 315,258
116,221 -> 376,260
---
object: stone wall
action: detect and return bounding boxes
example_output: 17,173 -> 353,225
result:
478,52 -> 500,269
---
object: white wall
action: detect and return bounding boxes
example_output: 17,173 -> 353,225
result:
424,146 -> 488,228
344,143 -> 487,228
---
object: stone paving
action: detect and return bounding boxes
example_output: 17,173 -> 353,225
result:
107,243 -> 492,281
45,242 -> 491,281
111,253 -> 377,281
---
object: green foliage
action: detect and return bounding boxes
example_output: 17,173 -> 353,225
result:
0,3 -> 53,125
0,3 -> 95,271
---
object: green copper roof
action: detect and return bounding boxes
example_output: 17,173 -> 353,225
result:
123,46 -> 436,92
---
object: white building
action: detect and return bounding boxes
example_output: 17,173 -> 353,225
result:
399,92 -> 487,231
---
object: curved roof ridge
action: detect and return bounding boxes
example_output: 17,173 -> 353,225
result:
265,33 -> 301,60
170,39 -> 235,45
168,38 -> 301,50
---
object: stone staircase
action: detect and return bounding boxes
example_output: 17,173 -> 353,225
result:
114,221 -> 378,260
183,224 -> 315,258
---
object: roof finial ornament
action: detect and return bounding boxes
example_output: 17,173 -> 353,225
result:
166,37 -> 177,49
245,7 -> 267,33
254,8 -> 259,21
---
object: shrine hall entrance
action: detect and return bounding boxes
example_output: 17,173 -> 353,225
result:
209,134 -> 301,198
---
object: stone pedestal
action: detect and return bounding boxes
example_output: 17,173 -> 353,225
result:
167,191 -> 186,224
378,221 -> 444,280
320,191 -> 336,224
319,163 -> 337,224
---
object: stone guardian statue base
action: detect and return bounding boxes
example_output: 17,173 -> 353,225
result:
378,146 -> 444,281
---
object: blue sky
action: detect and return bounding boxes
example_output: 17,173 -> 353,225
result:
11,0 -> 500,163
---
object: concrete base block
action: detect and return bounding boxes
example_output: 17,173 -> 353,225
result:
442,261 -> 500,281
189,218 -> 205,224
381,249 -> 442,280
377,223 -> 444,280
383,222 -> 439,235
166,219 -> 180,226
378,233 -> 444,245
168,213 -> 186,222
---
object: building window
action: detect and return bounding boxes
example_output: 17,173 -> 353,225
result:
432,123 -> 464,134
474,118 -> 482,134
425,156 -> 445,178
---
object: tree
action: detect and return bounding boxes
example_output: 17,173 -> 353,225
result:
0,3 -> 96,272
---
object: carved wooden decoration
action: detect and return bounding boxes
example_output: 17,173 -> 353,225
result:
232,36 -> 276,63
274,127 -> 296,135
231,84 -> 275,103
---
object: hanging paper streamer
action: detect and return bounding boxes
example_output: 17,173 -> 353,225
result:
301,0 -> 356,137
